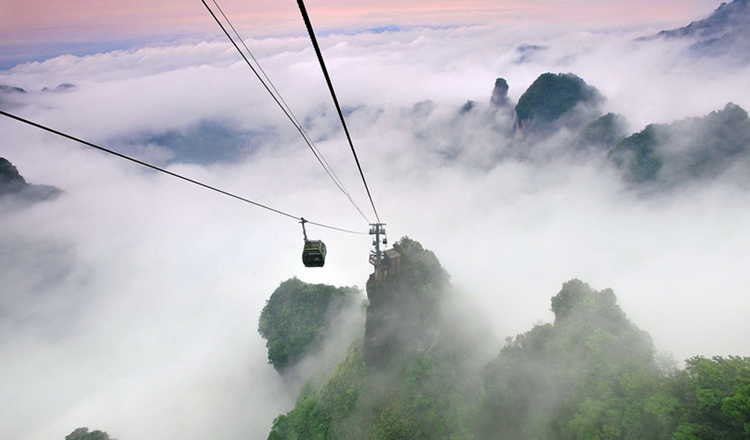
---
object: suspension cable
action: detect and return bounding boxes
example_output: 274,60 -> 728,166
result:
0,109 -> 366,235
201,0 -> 371,224
296,0 -> 382,224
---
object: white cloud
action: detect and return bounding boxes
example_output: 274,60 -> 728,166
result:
2,19 -> 750,439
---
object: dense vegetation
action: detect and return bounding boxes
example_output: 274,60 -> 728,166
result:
476,278 -> 750,439
265,240 -> 750,440
478,280 -> 666,439
258,278 -> 361,372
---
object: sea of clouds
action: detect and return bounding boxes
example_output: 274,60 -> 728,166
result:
2,18 -> 750,440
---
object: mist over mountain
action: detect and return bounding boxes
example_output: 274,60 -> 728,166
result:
266,238 -> 494,440
115,119 -> 276,166
396,69 -> 750,192
0,84 -> 28,110
264,240 -> 750,440
656,0 -> 750,61
609,103 -> 750,187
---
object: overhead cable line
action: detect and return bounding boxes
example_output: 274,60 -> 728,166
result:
201,0 -> 371,224
296,0 -> 382,225
0,109 -> 366,235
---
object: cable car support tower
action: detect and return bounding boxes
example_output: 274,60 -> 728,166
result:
369,223 -> 386,265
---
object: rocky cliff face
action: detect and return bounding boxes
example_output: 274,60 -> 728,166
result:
363,238 -> 450,369
490,77 -> 511,108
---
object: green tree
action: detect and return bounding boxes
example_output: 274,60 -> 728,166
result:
669,356 -> 750,439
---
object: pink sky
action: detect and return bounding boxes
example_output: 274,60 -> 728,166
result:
0,0 -> 721,67
2,0 -> 718,39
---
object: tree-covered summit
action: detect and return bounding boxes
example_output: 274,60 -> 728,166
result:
515,72 -> 603,135
258,278 -> 362,373
478,279 -> 662,439
364,237 -> 451,368
477,279 -> 750,440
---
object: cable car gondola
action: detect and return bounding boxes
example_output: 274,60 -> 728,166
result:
301,218 -> 326,267
302,239 -> 327,267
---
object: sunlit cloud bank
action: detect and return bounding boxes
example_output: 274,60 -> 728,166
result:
2,19 -> 750,440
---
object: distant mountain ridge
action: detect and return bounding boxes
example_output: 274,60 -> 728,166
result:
609,103 -> 750,186
657,0 -> 750,59
470,70 -> 750,191
659,0 -> 749,39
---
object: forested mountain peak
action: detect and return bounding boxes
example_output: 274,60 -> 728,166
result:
514,73 -> 604,137
267,238 -> 484,439
258,278 -> 361,373
264,246 -> 750,439
364,237 -> 451,368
